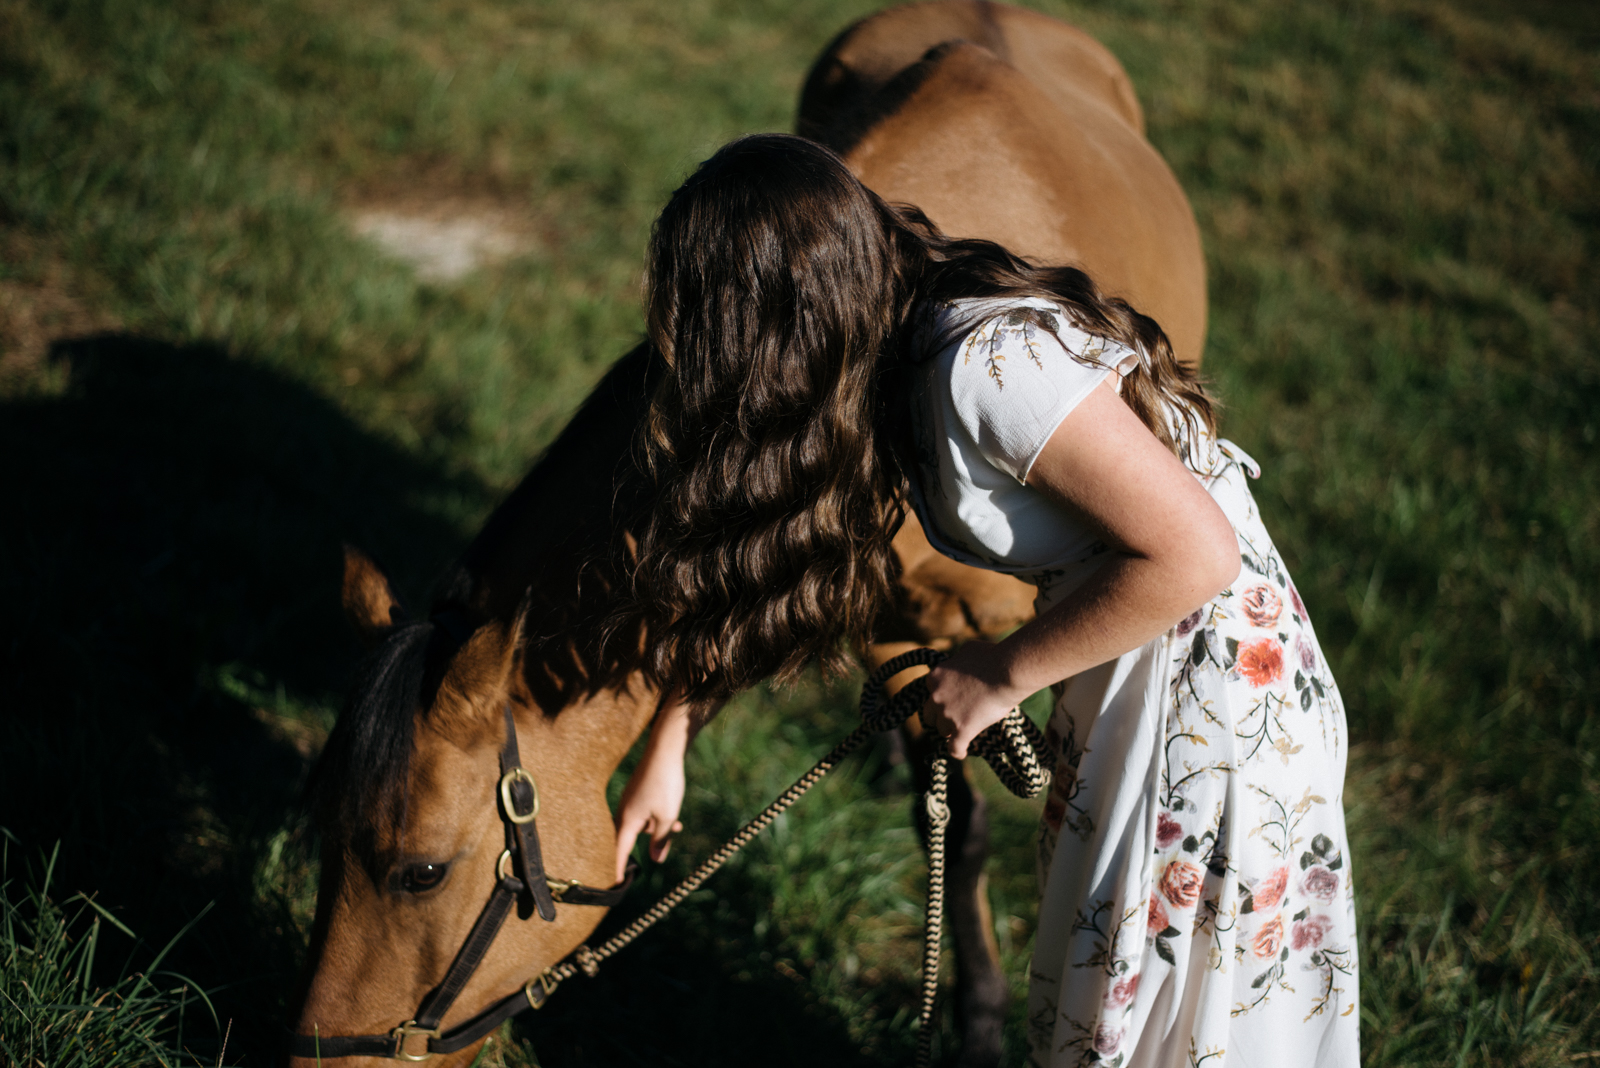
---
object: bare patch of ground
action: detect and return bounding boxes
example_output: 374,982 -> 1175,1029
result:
0,234 -> 121,384
347,197 -> 540,282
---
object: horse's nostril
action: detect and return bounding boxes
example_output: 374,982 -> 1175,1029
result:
399,862 -> 449,893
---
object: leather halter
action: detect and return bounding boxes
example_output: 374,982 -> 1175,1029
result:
288,702 -> 636,1061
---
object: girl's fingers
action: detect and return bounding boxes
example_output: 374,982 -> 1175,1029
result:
947,705 -> 1009,760
949,731 -> 971,760
615,813 -> 653,880
614,832 -> 634,882
649,819 -> 683,863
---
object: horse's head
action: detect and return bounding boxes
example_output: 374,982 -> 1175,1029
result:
290,547 -> 654,1066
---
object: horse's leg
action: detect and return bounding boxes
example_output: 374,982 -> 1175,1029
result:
903,711 -> 1006,1068
866,644 -> 1007,1068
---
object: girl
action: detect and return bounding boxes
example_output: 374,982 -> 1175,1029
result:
610,134 -> 1357,1068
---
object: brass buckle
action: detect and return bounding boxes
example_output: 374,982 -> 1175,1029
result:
545,876 -> 581,902
389,1020 -> 439,1061
523,969 -> 559,1010
498,767 -> 539,824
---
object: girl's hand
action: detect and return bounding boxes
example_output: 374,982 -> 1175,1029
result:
613,700 -> 692,881
923,640 -> 1027,760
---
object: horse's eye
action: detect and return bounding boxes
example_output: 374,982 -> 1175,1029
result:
399,863 -> 449,894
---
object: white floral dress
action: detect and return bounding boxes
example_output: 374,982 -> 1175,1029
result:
908,298 -> 1359,1068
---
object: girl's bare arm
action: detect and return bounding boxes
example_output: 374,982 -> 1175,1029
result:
925,379 -> 1240,758
613,697 -> 692,881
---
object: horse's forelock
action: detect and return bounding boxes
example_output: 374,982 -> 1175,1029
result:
311,619 -> 441,854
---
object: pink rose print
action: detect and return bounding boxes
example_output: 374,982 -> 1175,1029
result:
1160,860 -> 1204,909
1289,581 -> 1308,620
1093,1024 -> 1125,1055
1291,914 -> 1334,951
1176,609 -> 1203,637
1148,892 -> 1170,935
1156,811 -> 1184,850
1300,865 -> 1340,904
1252,915 -> 1285,959
1297,636 -> 1318,672
1241,584 -> 1282,628
1106,973 -> 1141,1008
1236,637 -> 1284,688
1253,866 -> 1289,912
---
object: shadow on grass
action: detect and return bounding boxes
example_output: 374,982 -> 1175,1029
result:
0,333 -> 480,1061
521,903 -> 909,1067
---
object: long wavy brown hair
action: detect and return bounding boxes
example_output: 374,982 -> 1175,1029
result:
613,134 -> 1213,706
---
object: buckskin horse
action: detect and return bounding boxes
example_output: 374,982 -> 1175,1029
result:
288,3 -> 1205,1065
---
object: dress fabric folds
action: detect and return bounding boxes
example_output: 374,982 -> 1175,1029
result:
907,298 -> 1359,1068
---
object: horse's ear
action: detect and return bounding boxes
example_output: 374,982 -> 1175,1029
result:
432,599 -> 530,744
342,543 -> 408,647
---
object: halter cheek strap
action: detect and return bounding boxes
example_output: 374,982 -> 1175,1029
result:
498,703 -> 557,922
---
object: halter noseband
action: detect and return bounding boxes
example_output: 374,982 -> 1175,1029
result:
288,701 -> 636,1061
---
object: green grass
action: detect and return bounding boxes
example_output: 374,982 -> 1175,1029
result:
1,0 -> 1596,1064
0,836 -> 226,1065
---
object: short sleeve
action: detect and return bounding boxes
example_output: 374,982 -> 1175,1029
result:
947,309 -> 1140,483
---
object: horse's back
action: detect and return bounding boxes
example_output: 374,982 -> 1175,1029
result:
798,1 -> 1206,368
799,0 -> 1144,141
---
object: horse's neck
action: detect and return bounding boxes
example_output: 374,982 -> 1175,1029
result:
459,341 -> 659,711
462,341 -> 656,620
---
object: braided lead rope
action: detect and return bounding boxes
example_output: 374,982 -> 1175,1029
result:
918,749 -> 951,1067
969,706 -> 1050,796
538,648 -> 1048,1067
560,718 -> 881,976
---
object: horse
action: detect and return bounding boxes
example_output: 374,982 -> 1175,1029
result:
288,3 -> 1205,1065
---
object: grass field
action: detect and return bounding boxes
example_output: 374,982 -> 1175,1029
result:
1,0 -> 1596,1063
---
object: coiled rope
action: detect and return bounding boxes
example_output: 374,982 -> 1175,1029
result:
536,648 -> 1049,1067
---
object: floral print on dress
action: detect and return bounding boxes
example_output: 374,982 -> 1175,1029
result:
1022,434 -> 1358,1065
